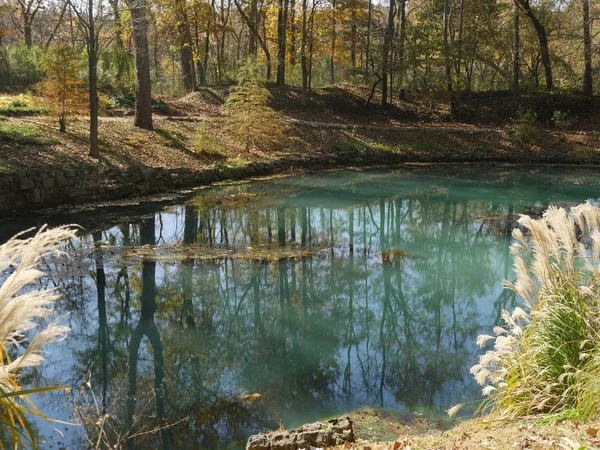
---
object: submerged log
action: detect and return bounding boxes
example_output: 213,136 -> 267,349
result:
246,416 -> 355,450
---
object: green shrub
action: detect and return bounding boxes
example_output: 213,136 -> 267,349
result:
452,203 -> 600,420
151,98 -> 170,115
552,110 -> 573,130
0,45 -> 43,89
511,107 -> 539,142
0,94 -> 43,116
108,93 -> 136,108
8,98 -> 27,108
98,45 -> 135,93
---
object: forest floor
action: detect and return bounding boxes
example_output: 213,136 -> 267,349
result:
3,88 -> 600,175
2,85 -> 600,214
331,408 -> 600,450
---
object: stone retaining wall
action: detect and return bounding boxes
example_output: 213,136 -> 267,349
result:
0,148 -> 595,217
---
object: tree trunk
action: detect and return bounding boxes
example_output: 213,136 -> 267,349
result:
443,0 -> 455,113
88,0 -> 99,157
301,0 -> 309,104
204,0 -> 215,82
397,0 -> 407,100
45,0 -> 69,49
127,0 -> 154,130
249,0 -> 258,55
513,1 -> 520,94
330,0 -> 336,85
455,0 -> 465,112
194,22 -> 207,86
308,0 -> 315,95
24,20 -> 33,48
583,0 -> 593,96
180,38 -> 196,92
233,0 -> 272,78
350,11 -> 357,69
515,0 -> 552,90
365,0 -> 372,83
276,0 -> 288,95
381,0 -> 395,107
19,0 -> 44,49
178,1 -> 197,92
109,0 -> 125,48
289,0 -> 297,64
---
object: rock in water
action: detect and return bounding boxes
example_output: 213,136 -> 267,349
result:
246,416 -> 354,450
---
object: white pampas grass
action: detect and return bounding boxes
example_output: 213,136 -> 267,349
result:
449,202 -> 600,418
0,225 -> 77,444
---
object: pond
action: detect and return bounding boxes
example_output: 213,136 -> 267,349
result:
3,165 -> 600,449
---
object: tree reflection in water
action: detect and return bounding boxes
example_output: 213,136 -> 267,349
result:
20,167 -> 600,449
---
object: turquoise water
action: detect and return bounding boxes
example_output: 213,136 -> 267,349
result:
3,165 -> 600,449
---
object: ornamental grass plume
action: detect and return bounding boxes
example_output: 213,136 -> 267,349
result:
0,225 -> 77,448
450,203 -> 600,419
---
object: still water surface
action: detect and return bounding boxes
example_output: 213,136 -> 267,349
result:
3,165 -> 600,449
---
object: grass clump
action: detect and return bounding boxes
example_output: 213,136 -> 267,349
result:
193,121 -> 227,155
0,122 -> 59,145
455,203 -> 600,420
155,128 -> 186,149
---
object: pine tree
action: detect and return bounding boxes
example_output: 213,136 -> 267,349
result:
41,45 -> 87,133
225,58 -> 286,152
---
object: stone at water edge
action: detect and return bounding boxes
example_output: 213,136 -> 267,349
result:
246,416 -> 355,450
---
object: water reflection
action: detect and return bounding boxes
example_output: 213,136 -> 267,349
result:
6,166 -> 600,449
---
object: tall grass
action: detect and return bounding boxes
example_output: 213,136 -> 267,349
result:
0,225 -> 76,448
452,203 -> 600,419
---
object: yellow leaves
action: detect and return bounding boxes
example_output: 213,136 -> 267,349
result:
242,392 -> 262,401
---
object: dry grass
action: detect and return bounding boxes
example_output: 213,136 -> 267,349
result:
328,415 -> 600,449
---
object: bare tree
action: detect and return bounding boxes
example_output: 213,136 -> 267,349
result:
276,0 -> 288,94
12,0 -> 44,47
381,0 -> 395,107
68,0 -> 106,157
513,0 -> 552,90
513,1 -> 520,94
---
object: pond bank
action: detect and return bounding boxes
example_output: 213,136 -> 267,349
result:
266,408 -> 600,450
327,412 -> 600,450
2,114 -> 600,217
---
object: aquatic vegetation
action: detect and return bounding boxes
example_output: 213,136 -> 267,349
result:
115,243 -> 317,264
454,203 -> 600,419
0,225 -> 76,448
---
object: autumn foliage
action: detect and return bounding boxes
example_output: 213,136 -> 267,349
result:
224,58 -> 287,152
40,45 -> 87,133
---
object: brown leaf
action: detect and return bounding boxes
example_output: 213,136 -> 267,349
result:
586,427 -> 598,437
